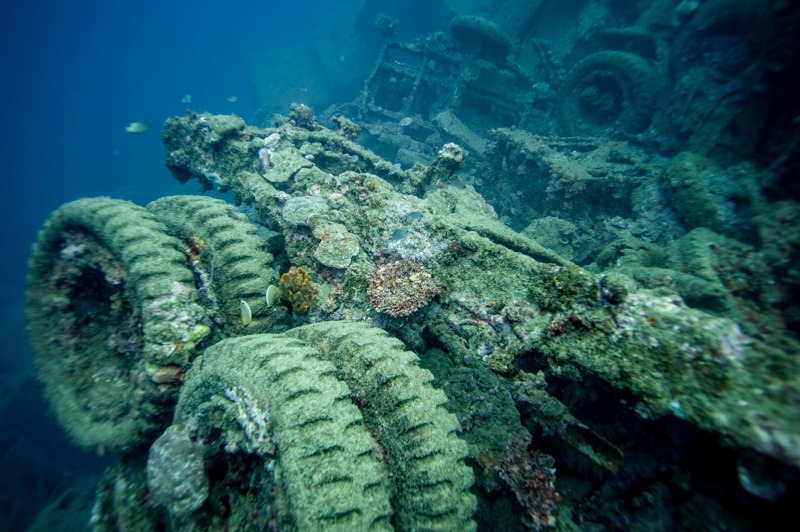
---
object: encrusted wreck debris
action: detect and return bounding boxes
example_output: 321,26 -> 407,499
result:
27,99 -> 799,528
25,0 -> 800,529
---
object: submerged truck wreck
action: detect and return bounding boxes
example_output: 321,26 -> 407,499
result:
26,102 -> 800,528
25,0 -> 800,528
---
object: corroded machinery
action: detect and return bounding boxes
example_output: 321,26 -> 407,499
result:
324,0 -> 795,183
28,193 -> 475,530
26,102 -> 800,528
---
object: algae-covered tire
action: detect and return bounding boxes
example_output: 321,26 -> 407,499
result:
450,15 -> 513,58
147,195 -> 286,336
26,198 -> 211,454
171,334 -> 393,531
559,51 -> 657,136
288,321 -> 477,531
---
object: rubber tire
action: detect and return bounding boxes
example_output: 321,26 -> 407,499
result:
26,198 -> 211,454
559,51 -> 657,136
147,195 -> 286,336
173,334 -> 394,530
450,15 -> 513,58
287,321 -> 477,531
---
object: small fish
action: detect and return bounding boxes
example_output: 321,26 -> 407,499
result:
392,228 -> 409,241
265,285 -> 279,307
349,154 -> 360,163
399,117 -> 413,127
125,121 -> 151,134
240,299 -> 252,325
227,95 -> 238,103
181,94 -> 192,103
388,163 -> 401,175
407,211 -> 424,221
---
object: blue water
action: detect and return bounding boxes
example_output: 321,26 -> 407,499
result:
1,1 -> 344,273
0,2 -> 351,528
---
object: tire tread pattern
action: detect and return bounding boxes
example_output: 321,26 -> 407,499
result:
287,321 -> 477,531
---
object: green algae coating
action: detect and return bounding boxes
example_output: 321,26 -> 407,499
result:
159,111 -> 800,471
287,321 -> 477,531
27,198 -> 211,454
313,221 -> 360,269
147,195 -> 289,337
175,334 -> 393,531
282,195 -> 329,225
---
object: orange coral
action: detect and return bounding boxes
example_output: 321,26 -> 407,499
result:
279,266 -> 318,314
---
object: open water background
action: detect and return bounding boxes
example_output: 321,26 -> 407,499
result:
0,1 -> 355,528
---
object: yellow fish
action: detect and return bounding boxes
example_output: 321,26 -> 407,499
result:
125,121 -> 151,134
240,299 -> 252,325
265,285 -> 279,307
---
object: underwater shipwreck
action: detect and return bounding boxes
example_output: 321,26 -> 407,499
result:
25,0 -> 800,529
